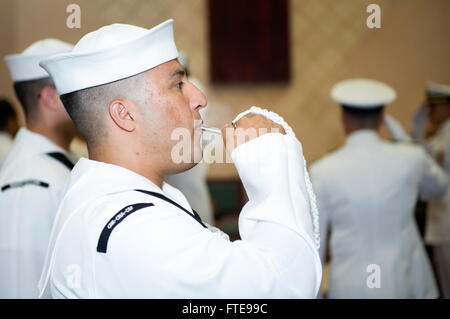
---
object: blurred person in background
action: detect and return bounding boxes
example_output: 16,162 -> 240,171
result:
310,78 -> 448,298
0,39 -> 77,298
409,103 -> 437,242
388,82 -> 450,298
0,98 -> 19,166
422,82 -> 450,298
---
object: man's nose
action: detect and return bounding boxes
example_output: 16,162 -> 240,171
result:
189,83 -> 207,111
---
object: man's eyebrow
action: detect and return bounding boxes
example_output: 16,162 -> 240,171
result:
168,69 -> 186,79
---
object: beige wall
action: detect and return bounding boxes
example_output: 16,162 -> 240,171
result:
1,0 -> 449,178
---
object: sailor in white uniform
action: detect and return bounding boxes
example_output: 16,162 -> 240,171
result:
0,39 -> 77,298
37,20 -> 322,298
422,82 -> 450,298
310,78 -> 448,298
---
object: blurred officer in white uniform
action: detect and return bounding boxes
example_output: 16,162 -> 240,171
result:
0,99 -> 19,167
310,78 -> 448,298
164,51 -> 214,225
0,39 -> 77,298
37,20 -> 321,298
423,82 -> 450,298
387,82 -> 450,298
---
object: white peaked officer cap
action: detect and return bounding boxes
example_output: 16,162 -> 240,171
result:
426,82 -> 450,106
331,78 -> 397,109
40,19 -> 179,95
4,39 -> 74,82
426,82 -> 450,96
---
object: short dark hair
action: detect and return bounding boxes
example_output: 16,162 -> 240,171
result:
13,77 -> 54,120
0,98 -> 17,130
60,90 -> 85,135
59,71 -> 148,147
341,105 -> 384,129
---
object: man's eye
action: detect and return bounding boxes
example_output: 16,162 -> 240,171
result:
176,81 -> 184,89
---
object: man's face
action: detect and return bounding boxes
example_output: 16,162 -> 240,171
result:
138,59 -> 207,172
428,103 -> 450,126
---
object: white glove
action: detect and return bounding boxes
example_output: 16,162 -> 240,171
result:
384,114 -> 412,142
232,106 -> 320,250
411,104 -> 429,143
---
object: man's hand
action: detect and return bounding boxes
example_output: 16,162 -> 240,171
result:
222,114 -> 285,153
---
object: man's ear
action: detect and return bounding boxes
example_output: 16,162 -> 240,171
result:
39,86 -> 60,111
109,99 -> 135,132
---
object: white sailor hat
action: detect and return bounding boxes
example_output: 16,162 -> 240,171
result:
40,19 -> 179,95
4,39 -> 73,82
331,78 -> 397,109
426,82 -> 450,106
